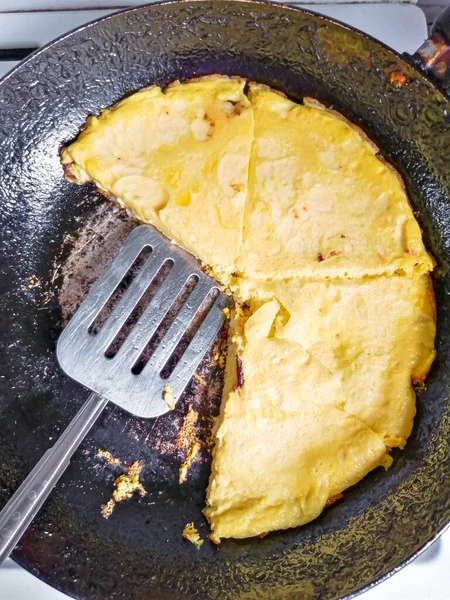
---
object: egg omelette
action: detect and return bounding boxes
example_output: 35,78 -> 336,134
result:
62,75 -> 436,542
204,300 -> 392,541
239,84 -> 433,279
62,77 -> 253,283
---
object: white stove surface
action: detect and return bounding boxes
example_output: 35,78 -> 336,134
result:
1,4 -> 449,600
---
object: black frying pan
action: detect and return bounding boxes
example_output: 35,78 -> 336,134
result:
1,2 -> 450,599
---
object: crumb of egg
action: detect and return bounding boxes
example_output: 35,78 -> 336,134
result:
100,460 -> 146,519
182,522 -> 204,549
179,441 -> 201,484
113,461 -> 146,503
100,498 -> 115,520
163,384 -> 175,410
96,449 -> 122,467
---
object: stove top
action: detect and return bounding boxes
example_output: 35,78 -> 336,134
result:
0,4 -> 448,600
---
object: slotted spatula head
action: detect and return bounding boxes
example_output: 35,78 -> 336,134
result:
57,225 -> 231,418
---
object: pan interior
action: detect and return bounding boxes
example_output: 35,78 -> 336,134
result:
0,2 -> 450,599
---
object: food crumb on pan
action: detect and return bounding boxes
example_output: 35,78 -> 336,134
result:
162,384 -> 175,410
21,274 -> 41,291
96,449 -> 122,467
182,522 -> 203,548
179,441 -> 202,484
101,498 -> 115,519
100,460 -> 146,519
113,461 -> 146,502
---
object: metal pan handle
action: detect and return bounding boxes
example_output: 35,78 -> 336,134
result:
406,6 -> 450,97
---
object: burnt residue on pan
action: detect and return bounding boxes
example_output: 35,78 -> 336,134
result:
54,197 -> 226,482
52,200 -> 229,519
56,200 -> 135,323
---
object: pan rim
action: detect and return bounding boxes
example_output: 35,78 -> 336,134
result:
1,1 -> 449,599
0,0 -> 448,106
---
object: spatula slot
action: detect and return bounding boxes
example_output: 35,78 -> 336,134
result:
130,273 -> 200,375
56,225 -> 229,418
159,287 -> 220,379
88,245 -> 152,336
103,258 -> 174,359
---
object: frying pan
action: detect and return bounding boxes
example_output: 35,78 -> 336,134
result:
0,2 -> 450,598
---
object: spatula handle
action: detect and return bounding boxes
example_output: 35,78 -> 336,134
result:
0,392 -> 108,566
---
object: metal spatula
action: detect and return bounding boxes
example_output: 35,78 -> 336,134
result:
0,225 -> 229,565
